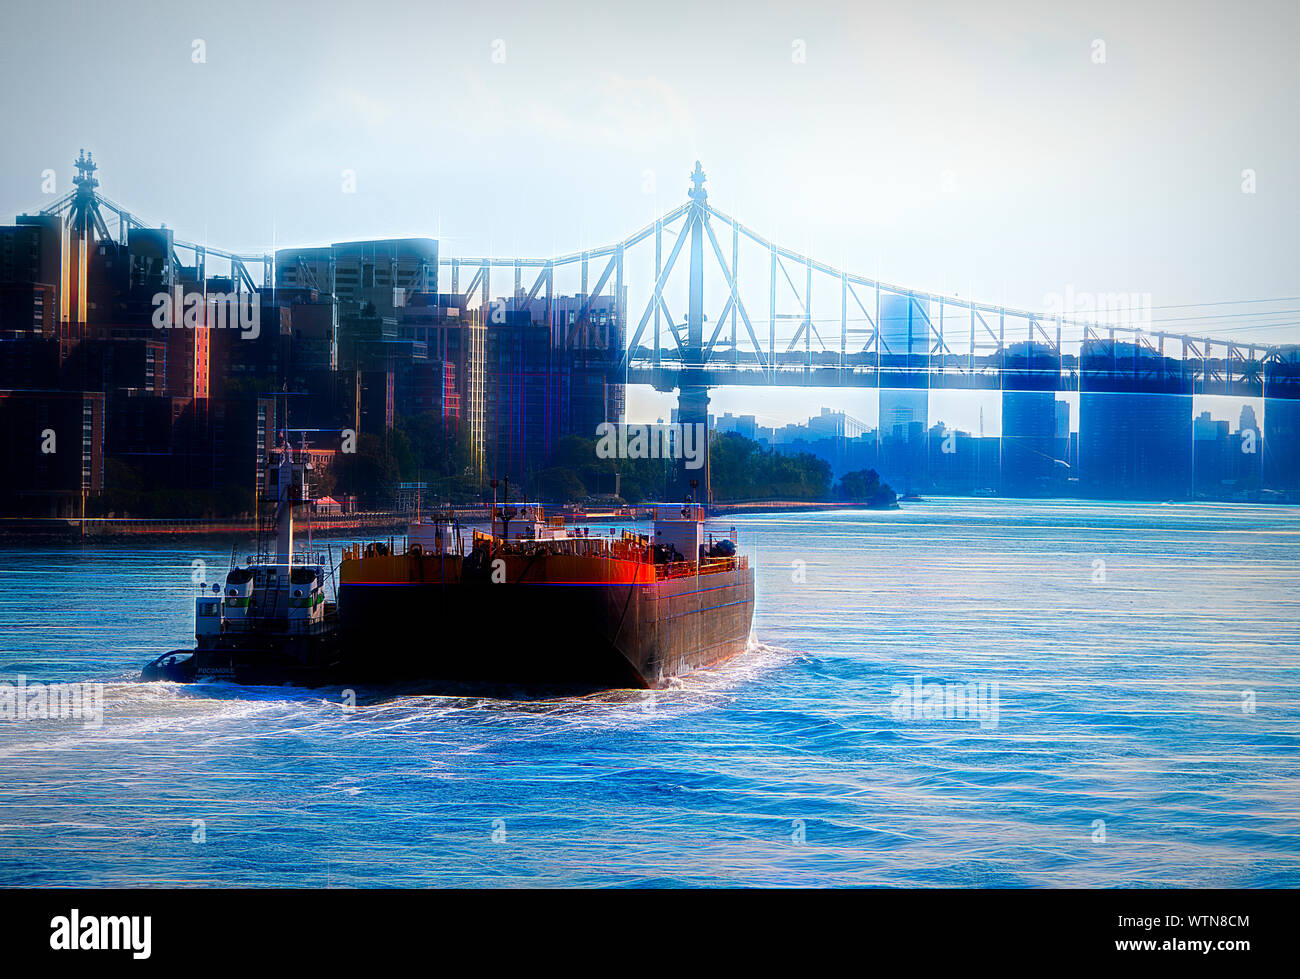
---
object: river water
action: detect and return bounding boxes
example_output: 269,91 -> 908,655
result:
1,499 -> 1297,886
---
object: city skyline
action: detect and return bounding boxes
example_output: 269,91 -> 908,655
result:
714,392 -> 1266,440
2,0 -> 1297,507
4,142 -> 1295,511
6,147 -> 1290,432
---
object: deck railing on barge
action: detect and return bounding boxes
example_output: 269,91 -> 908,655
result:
341,532 -> 746,581
654,556 -> 748,580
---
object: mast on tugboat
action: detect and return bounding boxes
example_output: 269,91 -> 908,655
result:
264,430 -> 314,572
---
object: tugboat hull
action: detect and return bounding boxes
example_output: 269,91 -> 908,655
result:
143,635 -> 344,686
141,650 -> 197,683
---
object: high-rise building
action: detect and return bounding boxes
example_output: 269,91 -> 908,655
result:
0,389 -> 103,517
1054,400 -> 1072,473
277,238 -> 437,319
1002,391 -> 1058,495
482,290 -> 625,484
877,293 -> 929,492
1000,341 -> 1064,496
483,302 -> 556,482
1079,341 -> 1192,499
715,412 -> 758,440
1264,346 -> 1300,501
1193,410 -> 1231,496
396,292 -> 485,477
551,293 -> 625,443
0,214 -> 62,333
878,389 -> 928,493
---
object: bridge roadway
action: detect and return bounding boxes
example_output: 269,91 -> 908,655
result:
625,352 -> 1296,399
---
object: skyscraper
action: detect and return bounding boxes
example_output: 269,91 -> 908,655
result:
1264,346 -> 1300,500
877,293 -> 928,492
1079,340 -> 1192,500
1000,341 -> 1064,496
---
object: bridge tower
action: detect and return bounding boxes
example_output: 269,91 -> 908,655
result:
64,149 -> 109,337
676,161 -> 711,504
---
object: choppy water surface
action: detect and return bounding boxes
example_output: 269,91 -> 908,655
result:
1,499 -> 1298,887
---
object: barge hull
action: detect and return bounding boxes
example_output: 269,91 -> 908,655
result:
337,565 -> 755,689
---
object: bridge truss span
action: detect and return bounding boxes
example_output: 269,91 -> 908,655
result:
437,163 -> 1279,399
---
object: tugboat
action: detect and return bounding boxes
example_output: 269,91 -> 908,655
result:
334,494 -> 755,689
141,440 -> 341,684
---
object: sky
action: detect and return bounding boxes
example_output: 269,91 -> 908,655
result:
2,0 -> 1296,430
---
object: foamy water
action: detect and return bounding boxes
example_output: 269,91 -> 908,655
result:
1,499 -> 1298,886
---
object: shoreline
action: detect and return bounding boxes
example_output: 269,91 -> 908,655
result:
0,501 -> 891,538
706,500 -> 899,515
5,495 -> 1294,539
0,513 -> 412,539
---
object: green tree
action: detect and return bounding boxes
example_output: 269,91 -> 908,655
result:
533,466 -> 588,502
709,432 -> 832,502
397,411 -> 471,482
331,432 -> 400,507
837,468 -> 898,508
